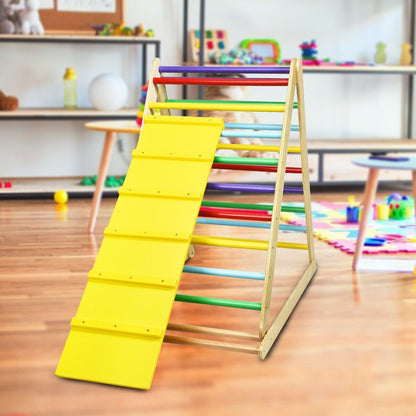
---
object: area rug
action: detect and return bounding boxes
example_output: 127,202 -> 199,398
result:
280,201 -> 416,255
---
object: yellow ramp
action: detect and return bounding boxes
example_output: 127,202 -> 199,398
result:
56,115 -> 224,390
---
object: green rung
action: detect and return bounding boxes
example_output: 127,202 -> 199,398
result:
175,294 -> 262,310
201,200 -> 305,213
214,156 -> 278,166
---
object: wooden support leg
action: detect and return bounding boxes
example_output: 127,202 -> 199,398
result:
352,168 -> 380,270
88,131 -> 116,233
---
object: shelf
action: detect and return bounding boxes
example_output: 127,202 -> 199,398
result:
183,61 -> 416,74
0,177 -> 119,197
307,138 -> 416,152
0,34 -> 161,45
0,108 -> 138,120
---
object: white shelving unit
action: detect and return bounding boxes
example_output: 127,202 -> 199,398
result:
0,34 -> 160,196
182,0 -> 416,185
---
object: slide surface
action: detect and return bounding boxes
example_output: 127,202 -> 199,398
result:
56,115 -> 223,390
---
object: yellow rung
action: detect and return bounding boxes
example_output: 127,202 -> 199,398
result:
217,143 -> 301,153
149,102 -> 286,113
277,242 -> 309,250
192,235 -> 268,250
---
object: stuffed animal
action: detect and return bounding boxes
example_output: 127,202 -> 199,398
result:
0,89 -> 19,111
20,0 -> 44,35
0,0 -> 16,34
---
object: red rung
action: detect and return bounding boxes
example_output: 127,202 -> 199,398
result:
199,209 -> 272,222
212,163 -> 302,174
153,77 -> 289,86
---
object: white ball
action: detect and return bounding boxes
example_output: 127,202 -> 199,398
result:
88,73 -> 128,111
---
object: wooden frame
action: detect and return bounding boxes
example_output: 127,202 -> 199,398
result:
144,58 -> 318,359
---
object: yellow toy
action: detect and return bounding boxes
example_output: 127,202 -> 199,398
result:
56,58 -> 317,390
54,190 -> 68,204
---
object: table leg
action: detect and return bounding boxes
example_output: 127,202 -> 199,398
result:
352,167 -> 380,270
88,130 -> 116,233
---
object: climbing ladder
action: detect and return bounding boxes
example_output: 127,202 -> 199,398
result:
56,58 -> 317,390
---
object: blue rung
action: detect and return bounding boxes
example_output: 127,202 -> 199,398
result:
183,265 -> 265,280
223,122 -> 299,131
197,217 -> 270,229
196,217 -> 306,232
221,130 -> 281,139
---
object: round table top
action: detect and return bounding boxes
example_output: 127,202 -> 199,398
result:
352,156 -> 416,171
85,120 -> 141,134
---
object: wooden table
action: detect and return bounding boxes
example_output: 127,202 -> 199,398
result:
352,156 -> 416,270
85,120 -> 140,233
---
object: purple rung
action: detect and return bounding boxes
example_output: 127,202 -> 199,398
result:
206,183 -> 303,194
159,65 -> 291,75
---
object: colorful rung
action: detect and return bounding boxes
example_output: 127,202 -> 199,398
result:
175,294 -> 262,310
206,182 -> 304,194
183,265 -> 265,280
214,155 -> 278,166
149,101 -> 289,112
217,143 -> 300,153
221,130 -> 283,139
158,65 -> 291,74
201,200 -> 305,213
153,77 -> 289,86
211,163 -> 302,173
223,122 -> 299,131
196,217 -> 306,232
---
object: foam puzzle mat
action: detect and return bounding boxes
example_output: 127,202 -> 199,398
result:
281,201 -> 416,255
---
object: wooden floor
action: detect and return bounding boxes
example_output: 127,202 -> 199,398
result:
1,189 -> 416,416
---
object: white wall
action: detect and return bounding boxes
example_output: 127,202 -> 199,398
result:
0,0 -> 413,178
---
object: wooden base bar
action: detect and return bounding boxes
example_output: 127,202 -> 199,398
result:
164,335 -> 259,355
167,323 -> 262,341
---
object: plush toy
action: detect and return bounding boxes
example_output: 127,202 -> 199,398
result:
20,0 -> 44,35
0,89 -> 19,111
0,0 -> 17,34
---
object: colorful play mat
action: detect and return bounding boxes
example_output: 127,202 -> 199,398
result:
281,201 -> 416,255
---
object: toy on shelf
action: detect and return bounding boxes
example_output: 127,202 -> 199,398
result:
0,0 -> 17,34
0,180 -> 12,188
375,41 -> 387,64
136,83 -> 148,126
240,38 -> 281,63
400,43 -> 412,65
0,89 -> 18,111
56,58 -> 317,390
300,39 -> 318,61
80,175 -> 125,188
20,0 -> 44,35
91,22 -> 154,37
88,73 -> 128,111
188,29 -> 228,62
209,48 -> 263,65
